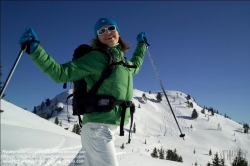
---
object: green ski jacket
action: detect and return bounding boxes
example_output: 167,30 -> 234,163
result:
29,43 -> 147,126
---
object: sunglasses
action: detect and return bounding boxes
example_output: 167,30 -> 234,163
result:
97,25 -> 116,36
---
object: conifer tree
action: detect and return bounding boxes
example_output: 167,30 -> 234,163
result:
142,93 -> 146,99
220,158 -> 225,166
212,152 -> 220,166
40,101 -> 45,110
208,108 -> 214,116
33,106 -> 37,114
151,147 -> 158,158
45,98 -> 51,107
141,93 -> 147,103
231,148 -> 248,166
159,147 -> 165,159
243,123 -> 249,133
40,113 -> 46,119
120,143 -> 125,149
165,149 -> 183,162
156,92 -> 162,102
201,108 -> 205,114
178,155 -> 183,162
191,109 -> 198,119
173,148 -> 178,161
207,162 -> 211,166
75,124 -> 81,135
209,149 -> 212,156
189,102 -> 193,108
54,117 -> 59,125
166,149 -> 173,160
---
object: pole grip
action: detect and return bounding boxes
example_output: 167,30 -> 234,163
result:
21,41 -> 29,51
143,37 -> 150,46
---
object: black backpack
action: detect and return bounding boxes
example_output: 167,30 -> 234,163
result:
64,44 -> 116,125
64,44 -> 137,143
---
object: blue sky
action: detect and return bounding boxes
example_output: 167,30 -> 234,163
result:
1,1 -> 250,125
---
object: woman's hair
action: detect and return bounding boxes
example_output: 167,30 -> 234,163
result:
91,36 -> 130,53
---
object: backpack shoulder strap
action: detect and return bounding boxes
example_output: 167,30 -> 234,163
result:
87,48 -> 116,98
95,48 -> 116,78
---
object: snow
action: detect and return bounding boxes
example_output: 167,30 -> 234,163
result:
1,89 -> 249,166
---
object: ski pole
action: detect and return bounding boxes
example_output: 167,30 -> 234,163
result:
0,42 -> 29,99
143,39 -> 185,140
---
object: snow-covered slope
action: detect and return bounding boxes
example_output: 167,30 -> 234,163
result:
1,99 -> 81,166
1,89 -> 249,166
117,89 -> 250,166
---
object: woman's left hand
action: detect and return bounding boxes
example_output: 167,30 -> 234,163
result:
136,32 -> 149,45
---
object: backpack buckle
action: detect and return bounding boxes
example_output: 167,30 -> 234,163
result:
98,99 -> 110,106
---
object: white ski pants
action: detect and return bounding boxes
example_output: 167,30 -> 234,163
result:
81,122 -> 119,166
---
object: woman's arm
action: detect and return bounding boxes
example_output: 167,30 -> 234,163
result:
129,43 -> 147,75
29,46 -> 107,83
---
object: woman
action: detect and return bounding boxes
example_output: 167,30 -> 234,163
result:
19,17 -> 149,166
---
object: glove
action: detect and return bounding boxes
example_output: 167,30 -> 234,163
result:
136,32 -> 149,46
19,27 -> 39,54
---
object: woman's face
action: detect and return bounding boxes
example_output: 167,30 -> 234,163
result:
97,25 -> 120,47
